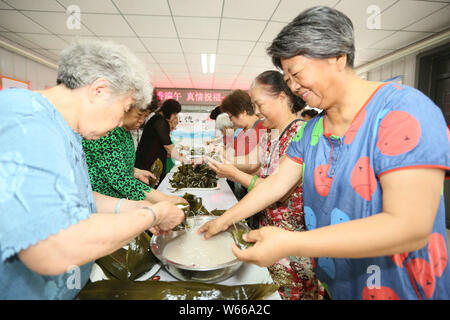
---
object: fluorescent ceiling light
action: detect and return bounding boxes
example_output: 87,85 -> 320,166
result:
201,53 -> 216,74
201,53 -> 208,74
209,53 -> 216,74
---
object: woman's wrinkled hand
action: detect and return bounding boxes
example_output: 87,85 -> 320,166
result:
148,201 -> 185,235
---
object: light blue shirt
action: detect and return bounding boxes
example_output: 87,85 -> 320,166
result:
233,128 -> 243,141
0,88 -> 96,299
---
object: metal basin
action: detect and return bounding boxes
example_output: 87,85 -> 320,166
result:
150,215 -> 250,283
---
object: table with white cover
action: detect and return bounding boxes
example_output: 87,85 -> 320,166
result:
155,166 -> 281,300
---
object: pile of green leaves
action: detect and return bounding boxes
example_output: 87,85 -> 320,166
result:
169,163 -> 218,190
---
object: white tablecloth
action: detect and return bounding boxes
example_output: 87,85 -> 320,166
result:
156,167 -> 281,300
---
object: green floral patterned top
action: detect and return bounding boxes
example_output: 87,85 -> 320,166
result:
82,127 -> 152,200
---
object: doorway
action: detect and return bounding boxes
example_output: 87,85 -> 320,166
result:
416,41 -> 450,228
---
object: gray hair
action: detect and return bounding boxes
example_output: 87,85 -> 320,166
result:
267,6 -> 355,69
215,113 -> 234,131
57,39 -> 152,110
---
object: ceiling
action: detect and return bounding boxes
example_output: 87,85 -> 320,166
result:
0,0 -> 449,90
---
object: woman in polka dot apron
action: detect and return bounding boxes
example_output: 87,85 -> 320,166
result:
199,6 -> 450,300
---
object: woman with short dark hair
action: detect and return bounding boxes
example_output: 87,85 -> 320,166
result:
221,89 -> 256,118
209,105 -> 222,120
135,99 -> 192,185
220,90 -> 266,173
200,6 -> 450,300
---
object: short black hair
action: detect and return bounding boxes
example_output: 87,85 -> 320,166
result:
209,106 -> 222,120
160,99 -> 182,119
301,109 -> 319,119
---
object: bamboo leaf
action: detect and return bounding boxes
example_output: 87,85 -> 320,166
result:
77,279 -> 279,300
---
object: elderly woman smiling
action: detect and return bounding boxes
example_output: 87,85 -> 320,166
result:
203,71 -> 324,300
200,6 -> 450,300
0,40 -> 184,299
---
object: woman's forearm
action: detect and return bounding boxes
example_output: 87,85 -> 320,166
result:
145,189 -> 168,203
93,191 -> 144,213
285,212 -> 429,259
19,207 -> 157,275
229,167 -> 263,189
234,161 -> 261,174
222,164 -> 299,225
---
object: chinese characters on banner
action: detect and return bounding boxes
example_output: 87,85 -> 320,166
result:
155,88 -> 232,106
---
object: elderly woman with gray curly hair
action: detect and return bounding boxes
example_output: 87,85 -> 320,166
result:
0,40 -> 184,299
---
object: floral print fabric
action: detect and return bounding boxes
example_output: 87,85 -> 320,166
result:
259,120 -> 324,300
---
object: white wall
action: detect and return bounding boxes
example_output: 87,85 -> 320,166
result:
0,47 -> 57,90
365,53 -> 417,87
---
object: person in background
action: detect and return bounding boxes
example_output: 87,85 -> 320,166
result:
82,104 -> 187,204
205,70 -> 323,300
165,112 -> 179,174
209,105 -> 222,121
0,39 -> 184,299
131,89 -> 161,150
206,112 -> 234,148
135,99 -> 197,186
146,89 -> 162,123
219,90 -> 267,200
220,89 -> 266,175
200,6 -> 450,300
212,113 -> 235,145
209,112 -> 237,192
300,109 -> 319,121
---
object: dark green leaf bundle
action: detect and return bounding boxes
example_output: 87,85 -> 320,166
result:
77,279 -> 279,300
173,194 -> 228,231
95,232 -> 158,281
181,192 -> 210,216
231,223 -> 254,250
209,209 -> 226,216
149,158 -> 163,188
